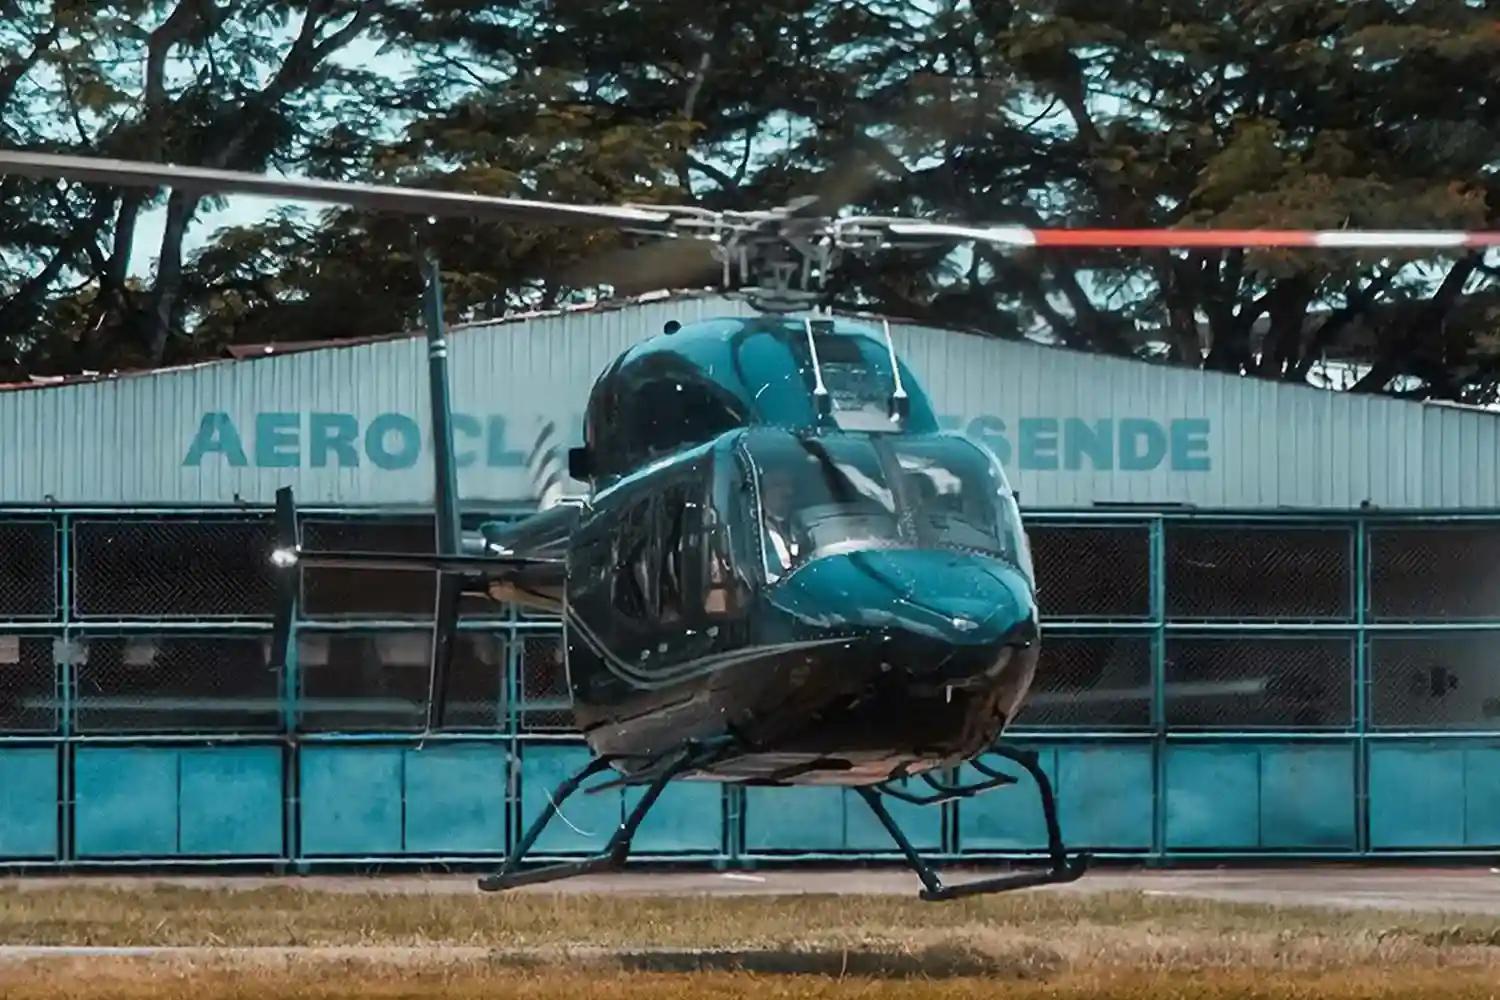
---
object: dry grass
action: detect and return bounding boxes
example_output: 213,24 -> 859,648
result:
2,884 -> 1499,997
5,960 -> 1500,1000
4,884 -> 1500,950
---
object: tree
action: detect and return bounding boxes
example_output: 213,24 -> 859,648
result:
898,0 -> 1500,401
0,0 -> 387,378
5,1 -> 1499,405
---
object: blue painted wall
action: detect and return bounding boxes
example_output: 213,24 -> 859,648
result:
0,749 -> 57,859
16,735 -> 1498,865
74,746 -> 283,858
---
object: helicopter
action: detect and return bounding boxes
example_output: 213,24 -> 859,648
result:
2,148 -> 1493,901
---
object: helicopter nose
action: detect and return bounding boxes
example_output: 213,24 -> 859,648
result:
771,549 -> 1037,647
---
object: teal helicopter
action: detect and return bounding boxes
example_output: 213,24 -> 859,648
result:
1,149 -> 1473,900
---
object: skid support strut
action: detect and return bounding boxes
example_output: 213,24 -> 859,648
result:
478,747 -> 701,893
858,745 -> 1089,902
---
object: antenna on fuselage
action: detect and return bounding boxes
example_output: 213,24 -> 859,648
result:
881,318 -> 909,423
802,316 -> 833,419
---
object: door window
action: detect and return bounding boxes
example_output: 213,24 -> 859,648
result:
610,499 -> 653,621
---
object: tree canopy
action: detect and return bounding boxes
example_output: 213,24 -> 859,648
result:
2,0 -> 1498,403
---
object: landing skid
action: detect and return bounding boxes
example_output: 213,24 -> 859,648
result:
859,745 -> 1089,902
477,742 -> 1088,901
478,739 -> 725,893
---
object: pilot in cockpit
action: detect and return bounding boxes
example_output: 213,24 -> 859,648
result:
760,467 -> 801,577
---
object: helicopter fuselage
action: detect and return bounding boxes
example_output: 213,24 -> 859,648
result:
480,314 -> 1042,787
565,430 -> 1039,786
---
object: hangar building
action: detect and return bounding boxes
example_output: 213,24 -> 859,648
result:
0,292 -> 1497,868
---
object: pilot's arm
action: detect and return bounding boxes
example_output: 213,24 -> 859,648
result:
763,519 -> 798,574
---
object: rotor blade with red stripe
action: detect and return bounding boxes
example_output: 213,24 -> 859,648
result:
0,150 -> 674,229
883,221 -> 1500,249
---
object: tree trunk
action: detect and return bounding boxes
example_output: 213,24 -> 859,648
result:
1288,271 -> 1396,382
144,190 -> 200,363
1154,257 -> 1203,364
1256,276 -> 1314,378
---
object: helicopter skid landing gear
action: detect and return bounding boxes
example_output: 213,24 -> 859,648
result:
857,746 -> 1090,902
477,742 -> 718,893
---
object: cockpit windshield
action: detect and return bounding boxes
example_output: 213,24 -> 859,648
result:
744,432 -> 1025,581
893,437 -> 1024,557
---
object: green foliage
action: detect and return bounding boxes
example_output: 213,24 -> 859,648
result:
0,0 -> 389,375
2,0 -> 1499,404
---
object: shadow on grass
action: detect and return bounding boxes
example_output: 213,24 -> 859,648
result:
608,940 -> 1066,979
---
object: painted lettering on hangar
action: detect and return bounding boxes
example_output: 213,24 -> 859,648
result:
182,411 -> 1212,473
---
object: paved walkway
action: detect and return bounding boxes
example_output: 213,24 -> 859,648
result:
5,865 -> 1500,914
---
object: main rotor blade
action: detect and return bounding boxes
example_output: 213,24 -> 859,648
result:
0,151 -> 674,229
561,236 -> 720,294
882,221 -> 1500,249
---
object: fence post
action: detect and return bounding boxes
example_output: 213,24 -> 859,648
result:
1353,515 -> 1369,856
1149,514 -> 1167,863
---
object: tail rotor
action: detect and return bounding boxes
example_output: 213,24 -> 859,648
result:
264,252 -> 474,734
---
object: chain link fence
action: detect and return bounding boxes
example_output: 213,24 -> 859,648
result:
5,505 -> 1500,869
444,631 -> 509,729
1164,636 -> 1354,729
6,510 -> 1499,740
73,519 -> 276,618
1370,632 -> 1500,730
299,517 -> 511,619
0,520 -> 57,619
1165,524 -> 1352,620
1029,524 -> 1151,619
1013,634 -> 1153,729
296,628 -> 506,731
518,632 -> 573,730
0,634 -> 57,732
73,634 -> 279,732
300,518 -> 437,618
1369,525 -> 1500,620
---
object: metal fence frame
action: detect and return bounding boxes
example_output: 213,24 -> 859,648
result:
1,504 -> 1497,870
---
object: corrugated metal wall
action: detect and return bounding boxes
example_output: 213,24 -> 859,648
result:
2,293 -> 1496,510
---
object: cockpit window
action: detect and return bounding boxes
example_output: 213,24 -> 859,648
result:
750,436 -> 900,581
745,433 -> 1023,581
891,438 -> 1023,559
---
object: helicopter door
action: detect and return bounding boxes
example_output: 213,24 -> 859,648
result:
571,457 -> 722,686
642,467 -> 729,674
563,482 -> 657,704
687,447 -> 756,667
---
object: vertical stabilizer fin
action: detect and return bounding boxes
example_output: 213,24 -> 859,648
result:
422,251 -> 464,732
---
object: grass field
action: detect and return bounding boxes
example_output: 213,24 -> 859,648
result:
2,883 -> 1499,998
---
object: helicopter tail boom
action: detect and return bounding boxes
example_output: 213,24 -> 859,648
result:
265,487 -> 564,701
